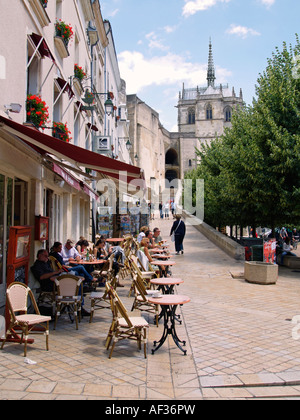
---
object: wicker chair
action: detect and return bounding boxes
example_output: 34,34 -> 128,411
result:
53,274 -> 83,330
131,273 -> 160,327
105,283 -> 149,359
1,282 -> 51,357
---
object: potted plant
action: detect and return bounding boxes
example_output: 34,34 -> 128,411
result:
74,64 -> 87,82
55,19 -> 74,47
40,0 -> 48,7
53,122 -> 72,143
26,94 -> 49,128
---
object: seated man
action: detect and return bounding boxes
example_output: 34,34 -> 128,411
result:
50,241 -> 97,284
31,249 -> 63,292
31,249 -> 90,316
153,228 -> 163,245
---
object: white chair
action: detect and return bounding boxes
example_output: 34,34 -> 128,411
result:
1,282 -> 51,357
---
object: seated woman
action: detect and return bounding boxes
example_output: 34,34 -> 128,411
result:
93,239 -> 108,259
140,238 -> 166,276
75,238 -> 90,258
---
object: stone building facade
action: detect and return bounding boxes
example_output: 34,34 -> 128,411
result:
177,41 -> 244,176
127,41 -> 244,195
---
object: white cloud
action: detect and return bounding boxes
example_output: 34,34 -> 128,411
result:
226,24 -> 261,39
164,25 -> 179,34
145,32 -> 169,51
182,0 -> 231,17
259,0 -> 275,8
117,50 -> 231,93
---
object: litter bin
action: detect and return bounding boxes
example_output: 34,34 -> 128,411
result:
251,245 -> 264,262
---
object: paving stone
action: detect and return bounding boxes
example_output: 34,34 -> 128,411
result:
1,219 -> 300,400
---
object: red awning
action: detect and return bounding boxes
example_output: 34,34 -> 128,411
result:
0,116 -> 144,184
29,33 -> 55,62
56,77 -> 75,100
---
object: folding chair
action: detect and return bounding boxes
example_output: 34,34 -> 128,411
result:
89,258 -> 116,323
1,282 -> 51,357
105,283 -> 149,359
53,274 -> 83,330
131,273 -> 160,327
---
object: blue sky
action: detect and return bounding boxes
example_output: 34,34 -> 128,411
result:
101,0 -> 300,131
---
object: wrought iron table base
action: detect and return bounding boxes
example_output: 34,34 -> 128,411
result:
151,304 -> 186,355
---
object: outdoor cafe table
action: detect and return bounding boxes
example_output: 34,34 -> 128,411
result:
69,259 -> 106,266
149,248 -> 165,253
151,260 -> 176,267
151,260 -> 176,277
150,277 -> 184,294
147,295 -> 191,355
151,254 -> 171,260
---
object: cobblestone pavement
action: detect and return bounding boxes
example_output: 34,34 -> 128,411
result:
1,218 -> 300,400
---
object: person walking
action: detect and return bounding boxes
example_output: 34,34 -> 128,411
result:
170,215 -> 186,255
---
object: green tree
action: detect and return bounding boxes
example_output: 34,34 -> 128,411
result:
186,36 -> 300,233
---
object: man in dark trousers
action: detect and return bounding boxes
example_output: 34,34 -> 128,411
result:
170,215 -> 186,255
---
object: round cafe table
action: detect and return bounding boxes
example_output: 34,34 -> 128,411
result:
151,260 -> 176,277
149,248 -> 165,254
151,260 -> 176,267
147,295 -> 190,355
150,278 -> 184,295
151,254 -> 171,260
69,259 -> 106,266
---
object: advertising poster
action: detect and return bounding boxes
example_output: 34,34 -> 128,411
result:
264,239 -> 277,264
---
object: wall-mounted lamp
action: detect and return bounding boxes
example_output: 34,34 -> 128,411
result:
4,103 -> 22,116
134,154 -> 139,160
126,139 -> 132,151
87,22 -> 99,46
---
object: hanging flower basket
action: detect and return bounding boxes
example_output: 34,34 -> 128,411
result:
74,64 -> 87,81
53,122 -> 72,143
26,94 -> 49,128
40,0 -> 48,7
55,19 -> 74,46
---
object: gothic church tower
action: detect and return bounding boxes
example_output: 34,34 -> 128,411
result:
177,40 -> 244,176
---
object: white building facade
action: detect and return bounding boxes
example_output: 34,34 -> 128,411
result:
0,0 -> 141,312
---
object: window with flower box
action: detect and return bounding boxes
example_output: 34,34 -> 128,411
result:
54,20 -> 74,58
28,0 -> 50,27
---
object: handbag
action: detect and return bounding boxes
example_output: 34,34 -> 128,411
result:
171,220 -> 182,242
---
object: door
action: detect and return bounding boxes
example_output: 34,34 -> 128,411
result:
0,175 -> 13,309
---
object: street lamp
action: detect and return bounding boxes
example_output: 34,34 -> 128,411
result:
82,88 -> 114,116
126,139 -> 132,151
87,22 -> 99,46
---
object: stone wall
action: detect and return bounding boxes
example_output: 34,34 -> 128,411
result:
183,211 -> 245,261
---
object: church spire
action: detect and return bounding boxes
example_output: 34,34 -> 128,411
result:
207,38 -> 216,88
